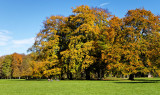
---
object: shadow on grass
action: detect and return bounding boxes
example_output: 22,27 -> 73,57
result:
26,78 -> 122,81
5,78 -> 160,83
114,81 -> 157,83
114,79 -> 160,83
135,79 -> 160,82
6,79 -> 47,81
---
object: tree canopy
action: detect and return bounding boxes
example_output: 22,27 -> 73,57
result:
0,5 -> 160,80
28,5 -> 160,80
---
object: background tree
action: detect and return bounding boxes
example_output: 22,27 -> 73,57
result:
21,54 -> 33,79
0,56 -> 5,78
2,55 -> 12,79
12,53 -> 23,79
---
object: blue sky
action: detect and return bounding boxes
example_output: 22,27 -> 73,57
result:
0,0 -> 159,56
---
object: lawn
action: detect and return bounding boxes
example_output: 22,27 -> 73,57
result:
0,78 -> 160,95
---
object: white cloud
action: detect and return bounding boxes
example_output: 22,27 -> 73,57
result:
12,37 -> 35,45
99,3 -> 109,7
0,30 -> 12,46
0,37 -> 35,56
0,30 -> 35,56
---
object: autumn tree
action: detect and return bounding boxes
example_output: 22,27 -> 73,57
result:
101,16 -> 124,78
29,16 -> 66,78
21,54 -> 33,79
101,8 -> 160,80
121,8 -> 160,80
147,29 -> 160,76
60,5 -> 111,79
0,56 -> 4,78
29,5 -> 160,80
11,53 -> 23,79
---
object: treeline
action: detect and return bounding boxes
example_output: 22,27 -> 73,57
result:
28,5 -> 160,80
1,5 -> 160,80
0,53 -> 32,79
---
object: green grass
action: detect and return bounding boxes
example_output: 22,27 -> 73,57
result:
0,78 -> 160,95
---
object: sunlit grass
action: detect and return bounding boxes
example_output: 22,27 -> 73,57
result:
0,78 -> 160,95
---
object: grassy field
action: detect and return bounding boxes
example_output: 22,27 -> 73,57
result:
0,78 -> 160,95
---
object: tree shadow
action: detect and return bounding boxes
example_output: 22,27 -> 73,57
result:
7,79 -> 47,81
114,81 -> 157,83
135,79 -> 160,82
4,78 -> 160,83
114,78 -> 160,83
75,78 -> 124,82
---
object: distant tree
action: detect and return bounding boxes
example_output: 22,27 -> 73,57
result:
21,54 -> 33,79
11,53 -> 23,79
0,56 -> 5,78
2,55 -> 12,79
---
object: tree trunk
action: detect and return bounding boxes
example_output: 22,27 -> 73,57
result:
81,72 -> 83,79
129,74 -> 134,80
67,72 -> 69,79
69,73 -> 73,80
98,69 -> 100,79
66,63 -> 69,79
86,68 -> 90,80
101,70 -> 104,79
60,71 -> 64,80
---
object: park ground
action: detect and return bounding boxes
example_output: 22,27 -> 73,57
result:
0,78 -> 160,95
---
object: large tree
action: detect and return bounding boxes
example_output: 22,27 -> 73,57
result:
101,16 -> 124,78
29,16 -> 65,78
60,5 -> 111,79
120,8 -> 159,80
